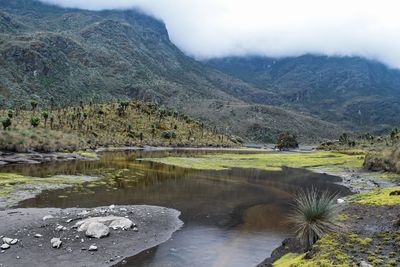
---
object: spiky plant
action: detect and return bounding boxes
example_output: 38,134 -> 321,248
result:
290,188 -> 343,250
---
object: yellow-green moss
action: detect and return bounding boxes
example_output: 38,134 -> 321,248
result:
273,253 -> 307,267
349,186 -> 400,205
143,151 -> 363,171
76,151 -> 98,159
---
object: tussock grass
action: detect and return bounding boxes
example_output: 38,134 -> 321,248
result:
289,188 -> 343,249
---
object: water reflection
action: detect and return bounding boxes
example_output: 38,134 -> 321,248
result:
4,150 -> 350,267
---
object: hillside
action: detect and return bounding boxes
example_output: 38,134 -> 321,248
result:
0,0 -> 344,142
0,100 -> 236,152
207,55 -> 400,133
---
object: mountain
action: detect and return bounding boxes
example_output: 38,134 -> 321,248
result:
0,0 -> 343,142
206,55 -> 400,133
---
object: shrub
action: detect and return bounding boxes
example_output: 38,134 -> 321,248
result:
31,116 -> 40,128
289,188 -> 343,250
2,117 -> 11,130
276,132 -> 299,150
42,111 -> 49,127
161,131 -> 176,139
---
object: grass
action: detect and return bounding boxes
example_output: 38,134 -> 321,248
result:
142,151 -> 364,171
349,186 -> 400,205
0,101 -> 235,152
289,189 -> 343,249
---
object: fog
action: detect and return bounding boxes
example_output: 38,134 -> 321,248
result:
39,0 -> 400,68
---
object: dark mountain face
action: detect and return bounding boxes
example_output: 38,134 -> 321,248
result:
0,0 -> 344,142
207,55 -> 400,133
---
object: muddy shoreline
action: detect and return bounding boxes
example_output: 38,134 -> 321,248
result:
0,205 -> 183,267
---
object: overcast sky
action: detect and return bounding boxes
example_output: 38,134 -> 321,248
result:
39,0 -> 400,68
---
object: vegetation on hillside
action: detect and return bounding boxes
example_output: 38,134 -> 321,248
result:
0,100 -> 235,152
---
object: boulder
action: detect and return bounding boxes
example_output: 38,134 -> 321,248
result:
109,218 -> 133,230
85,222 -> 109,239
0,244 -> 10,250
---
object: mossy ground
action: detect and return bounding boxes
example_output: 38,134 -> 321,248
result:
142,151 -> 364,172
274,231 -> 400,267
349,186 -> 400,206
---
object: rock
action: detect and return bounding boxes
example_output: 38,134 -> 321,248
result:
56,225 -> 67,231
389,190 -> 400,196
88,245 -> 98,251
1,244 -> 10,250
34,234 -> 43,238
109,218 -> 133,230
2,237 -> 13,244
50,238 -> 62,249
43,215 -> 54,221
133,227 -> 138,232
10,239 -> 18,245
85,222 -> 109,239
109,205 -> 115,210
360,261 -> 373,267
337,198 -> 345,204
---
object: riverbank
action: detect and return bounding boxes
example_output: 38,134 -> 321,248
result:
0,205 -> 183,267
257,153 -> 400,267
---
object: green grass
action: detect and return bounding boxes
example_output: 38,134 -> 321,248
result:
142,151 -> 364,171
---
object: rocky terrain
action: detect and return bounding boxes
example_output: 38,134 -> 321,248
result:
0,205 -> 183,267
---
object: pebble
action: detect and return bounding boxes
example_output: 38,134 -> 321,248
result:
10,239 -> 18,245
133,227 -> 138,232
50,238 -> 62,249
0,244 -> 10,250
43,215 -> 54,221
88,245 -> 98,251
34,234 -> 43,238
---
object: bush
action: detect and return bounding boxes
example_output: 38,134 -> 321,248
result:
289,188 -> 342,250
276,132 -> 299,150
31,116 -> 40,128
2,117 -> 11,130
161,131 -> 176,139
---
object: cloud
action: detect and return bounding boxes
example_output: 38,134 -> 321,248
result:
39,0 -> 400,68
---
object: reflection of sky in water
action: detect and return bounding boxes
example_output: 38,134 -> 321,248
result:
7,150 -> 350,267
143,225 -> 287,267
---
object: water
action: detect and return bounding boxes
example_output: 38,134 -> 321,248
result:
2,150 -> 350,267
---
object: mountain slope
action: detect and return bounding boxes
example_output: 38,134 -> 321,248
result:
207,55 -> 400,133
0,0 -> 343,142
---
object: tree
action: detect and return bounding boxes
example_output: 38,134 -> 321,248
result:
30,100 -> 38,113
276,132 -> 299,151
42,111 -> 49,127
2,117 -> 11,130
31,116 -> 40,128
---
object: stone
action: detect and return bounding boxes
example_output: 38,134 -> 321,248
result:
34,234 -> 43,238
56,225 -> 67,231
133,227 -> 138,232
2,237 -> 13,244
109,218 -> 133,230
1,244 -> 10,250
51,238 -> 62,249
337,198 -> 345,204
43,215 -> 54,221
88,245 -> 98,251
85,223 -> 109,239
10,239 -> 18,245
360,261 -> 373,267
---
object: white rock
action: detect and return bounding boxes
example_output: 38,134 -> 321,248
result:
133,227 -> 138,232
2,238 -> 13,245
34,234 -> 43,238
88,245 -> 98,251
51,238 -> 62,249
360,261 -> 373,267
1,244 -> 10,250
109,205 -> 115,210
85,223 -> 109,239
56,225 -> 67,231
10,239 -> 18,245
43,215 -> 54,221
337,198 -> 345,204
109,218 -> 133,230
75,216 -> 134,232
119,208 -> 127,212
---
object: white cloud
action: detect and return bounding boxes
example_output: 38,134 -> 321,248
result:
39,0 -> 400,68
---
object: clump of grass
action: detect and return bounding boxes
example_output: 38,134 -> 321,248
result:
289,188 -> 343,249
